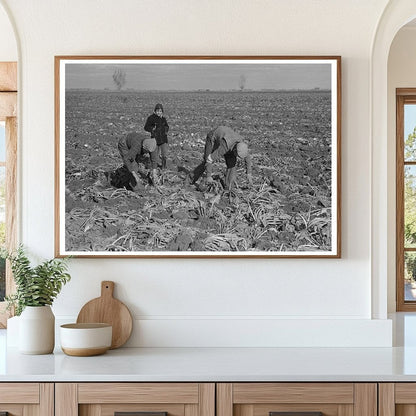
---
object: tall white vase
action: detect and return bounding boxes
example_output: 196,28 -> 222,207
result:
19,306 -> 55,354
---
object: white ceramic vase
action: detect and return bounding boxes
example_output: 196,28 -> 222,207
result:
19,305 -> 55,354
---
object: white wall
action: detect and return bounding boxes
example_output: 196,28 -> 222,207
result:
387,26 -> 416,312
0,3 -> 16,61
0,0 -> 394,347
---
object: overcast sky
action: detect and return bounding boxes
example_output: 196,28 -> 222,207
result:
65,62 -> 332,91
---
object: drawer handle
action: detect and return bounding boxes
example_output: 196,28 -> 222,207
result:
115,413 -> 168,416
270,413 -> 323,416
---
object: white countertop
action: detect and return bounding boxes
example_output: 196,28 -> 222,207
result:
2,313 -> 416,382
2,345 -> 416,382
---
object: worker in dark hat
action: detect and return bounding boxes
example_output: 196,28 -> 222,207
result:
144,103 -> 170,170
117,132 -> 158,186
192,126 -> 253,191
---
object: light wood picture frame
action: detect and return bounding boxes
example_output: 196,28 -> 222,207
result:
55,56 -> 341,258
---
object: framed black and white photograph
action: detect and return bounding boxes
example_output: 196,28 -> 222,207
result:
55,56 -> 341,258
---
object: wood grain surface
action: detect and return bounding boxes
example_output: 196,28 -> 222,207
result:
0,62 -> 17,91
0,92 -> 16,121
55,383 -> 78,416
379,383 -> 395,416
354,383 -> 377,416
77,383 -> 199,404
76,281 -> 133,348
0,383 -> 39,403
233,383 -> 354,404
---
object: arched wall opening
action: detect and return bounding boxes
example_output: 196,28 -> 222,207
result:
387,19 -> 416,313
371,0 -> 416,318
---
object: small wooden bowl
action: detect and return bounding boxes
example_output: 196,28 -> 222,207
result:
60,323 -> 112,356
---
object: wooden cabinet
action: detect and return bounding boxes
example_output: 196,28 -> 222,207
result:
217,383 -> 377,416
55,383 -> 215,416
0,383 -> 53,415
0,381 -> 410,416
379,383 -> 416,416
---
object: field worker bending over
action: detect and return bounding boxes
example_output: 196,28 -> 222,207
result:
193,126 -> 253,190
118,133 -> 158,185
144,103 -> 170,170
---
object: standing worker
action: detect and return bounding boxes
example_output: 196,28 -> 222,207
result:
192,126 -> 253,190
144,103 -> 170,170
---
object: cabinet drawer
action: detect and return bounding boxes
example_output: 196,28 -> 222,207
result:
56,383 -> 215,416
78,383 -> 200,404
217,383 -> 376,416
0,383 -> 39,403
0,383 -> 53,415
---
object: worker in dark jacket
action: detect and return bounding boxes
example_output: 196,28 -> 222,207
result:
192,126 -> 253,190
144,103 -> 170,170
118,132 -> 158,185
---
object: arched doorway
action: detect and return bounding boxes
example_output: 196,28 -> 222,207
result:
371,1 -> 416,318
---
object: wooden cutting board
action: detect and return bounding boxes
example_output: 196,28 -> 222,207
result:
76,281 -> 133,349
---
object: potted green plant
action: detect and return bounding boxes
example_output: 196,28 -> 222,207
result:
4,246 -> 71,354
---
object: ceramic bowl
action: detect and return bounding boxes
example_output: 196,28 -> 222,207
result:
60,323 -> 112,356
